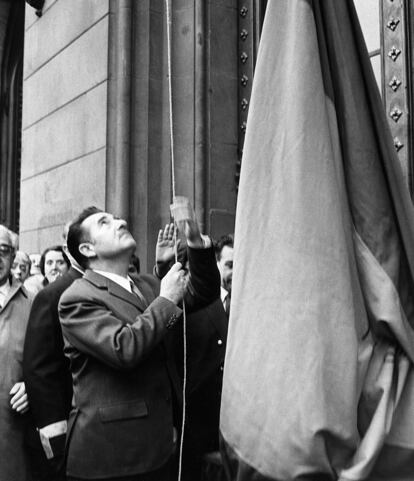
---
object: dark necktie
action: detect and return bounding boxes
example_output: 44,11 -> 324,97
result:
129,280 -> 148,308
224,294 -> 231,319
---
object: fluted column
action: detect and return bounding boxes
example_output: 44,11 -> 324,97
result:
106,0 -> 132,220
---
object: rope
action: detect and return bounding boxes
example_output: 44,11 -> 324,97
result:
178,302 -> 187,481
166,0 -> 176,203
165,2 -> 187,480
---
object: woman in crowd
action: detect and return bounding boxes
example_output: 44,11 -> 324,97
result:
25,246 -> 70,294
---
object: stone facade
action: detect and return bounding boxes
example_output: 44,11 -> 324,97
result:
20,0 -> 108,252
18,0 -> 413,264
20,0 -> 242,269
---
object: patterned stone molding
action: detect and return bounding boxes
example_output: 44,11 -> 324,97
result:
237,1 -> 267,189
381,0 -> 410,185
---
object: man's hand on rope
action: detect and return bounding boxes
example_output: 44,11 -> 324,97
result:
160,262 -> 186,305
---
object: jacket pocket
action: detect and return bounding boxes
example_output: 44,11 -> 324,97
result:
98,400 -> 148,423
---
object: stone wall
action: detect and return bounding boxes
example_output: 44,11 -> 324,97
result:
18,0 -> 387,257
20,0 -> 109,253
126,1 -> 239,271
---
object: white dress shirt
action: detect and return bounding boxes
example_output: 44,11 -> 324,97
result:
221,286 -> 229,309
94,270 -> 132,293
93,270 -> 147,306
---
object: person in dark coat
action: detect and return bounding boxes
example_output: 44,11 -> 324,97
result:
155,224 -> 228,481
215,234 -> 234,318
23,260 -> 83,481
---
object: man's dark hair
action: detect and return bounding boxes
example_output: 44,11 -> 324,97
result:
67,206 -> 103,270
215,233 -> 234,261
40,245 -> 70,276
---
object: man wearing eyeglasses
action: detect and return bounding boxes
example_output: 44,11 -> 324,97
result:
0,225 -> 34,481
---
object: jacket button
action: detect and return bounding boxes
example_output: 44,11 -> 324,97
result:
166,315 -> 177,329
217,339 -> 223,345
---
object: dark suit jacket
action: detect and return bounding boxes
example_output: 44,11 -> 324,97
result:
58,246 -> 219,479
156,247 -> 228,457
178,298 -> 228,460
58,270 -> 182,479
23,267 -> 83,431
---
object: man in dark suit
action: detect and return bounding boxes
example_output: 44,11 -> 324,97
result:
178,298 -> 228,481
58,206 -> 218,481
23,256 -> 83,481
155,225 -> 228,481
215,234 -> 234,319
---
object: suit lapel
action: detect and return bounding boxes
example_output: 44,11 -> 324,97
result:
68,266 -> 83,281
108,282 -> 147,311
84,270 -> 147,312
133,277 -> 154,305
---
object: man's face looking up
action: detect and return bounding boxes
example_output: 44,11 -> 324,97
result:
80,212 -> 137,261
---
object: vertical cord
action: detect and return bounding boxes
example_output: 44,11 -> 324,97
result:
165,0 -> 178,265
165,1 -> 187,480
178,302 -> 187,481
166,0 -> 176,204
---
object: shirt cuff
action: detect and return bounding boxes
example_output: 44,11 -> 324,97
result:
187,234 -> 212,249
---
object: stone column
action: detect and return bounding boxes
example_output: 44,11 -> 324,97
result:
128,0 -> 244,269
106,0 -> 132,220
129,0 -> 210,270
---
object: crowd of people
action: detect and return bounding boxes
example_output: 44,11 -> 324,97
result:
0,203 -> 234,481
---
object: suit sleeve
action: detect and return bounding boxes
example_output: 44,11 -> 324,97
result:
23,289 -> 71,429
59,293 -> 182,370
185,245 -> 221,311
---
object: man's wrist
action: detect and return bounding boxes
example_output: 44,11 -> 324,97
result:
155,261 -> 170,279
187,238 -> 204,249
187,234 -> 211,249
159,293 -> 180,305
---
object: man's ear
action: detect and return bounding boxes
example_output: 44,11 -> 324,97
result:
78,242 -> 96,260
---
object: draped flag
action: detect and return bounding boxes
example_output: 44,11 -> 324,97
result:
220,1 -> 414,480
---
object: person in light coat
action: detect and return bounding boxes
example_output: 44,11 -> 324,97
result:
0,225 -> 33,481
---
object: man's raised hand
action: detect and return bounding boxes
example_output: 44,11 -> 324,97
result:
156,223 -> 179,265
